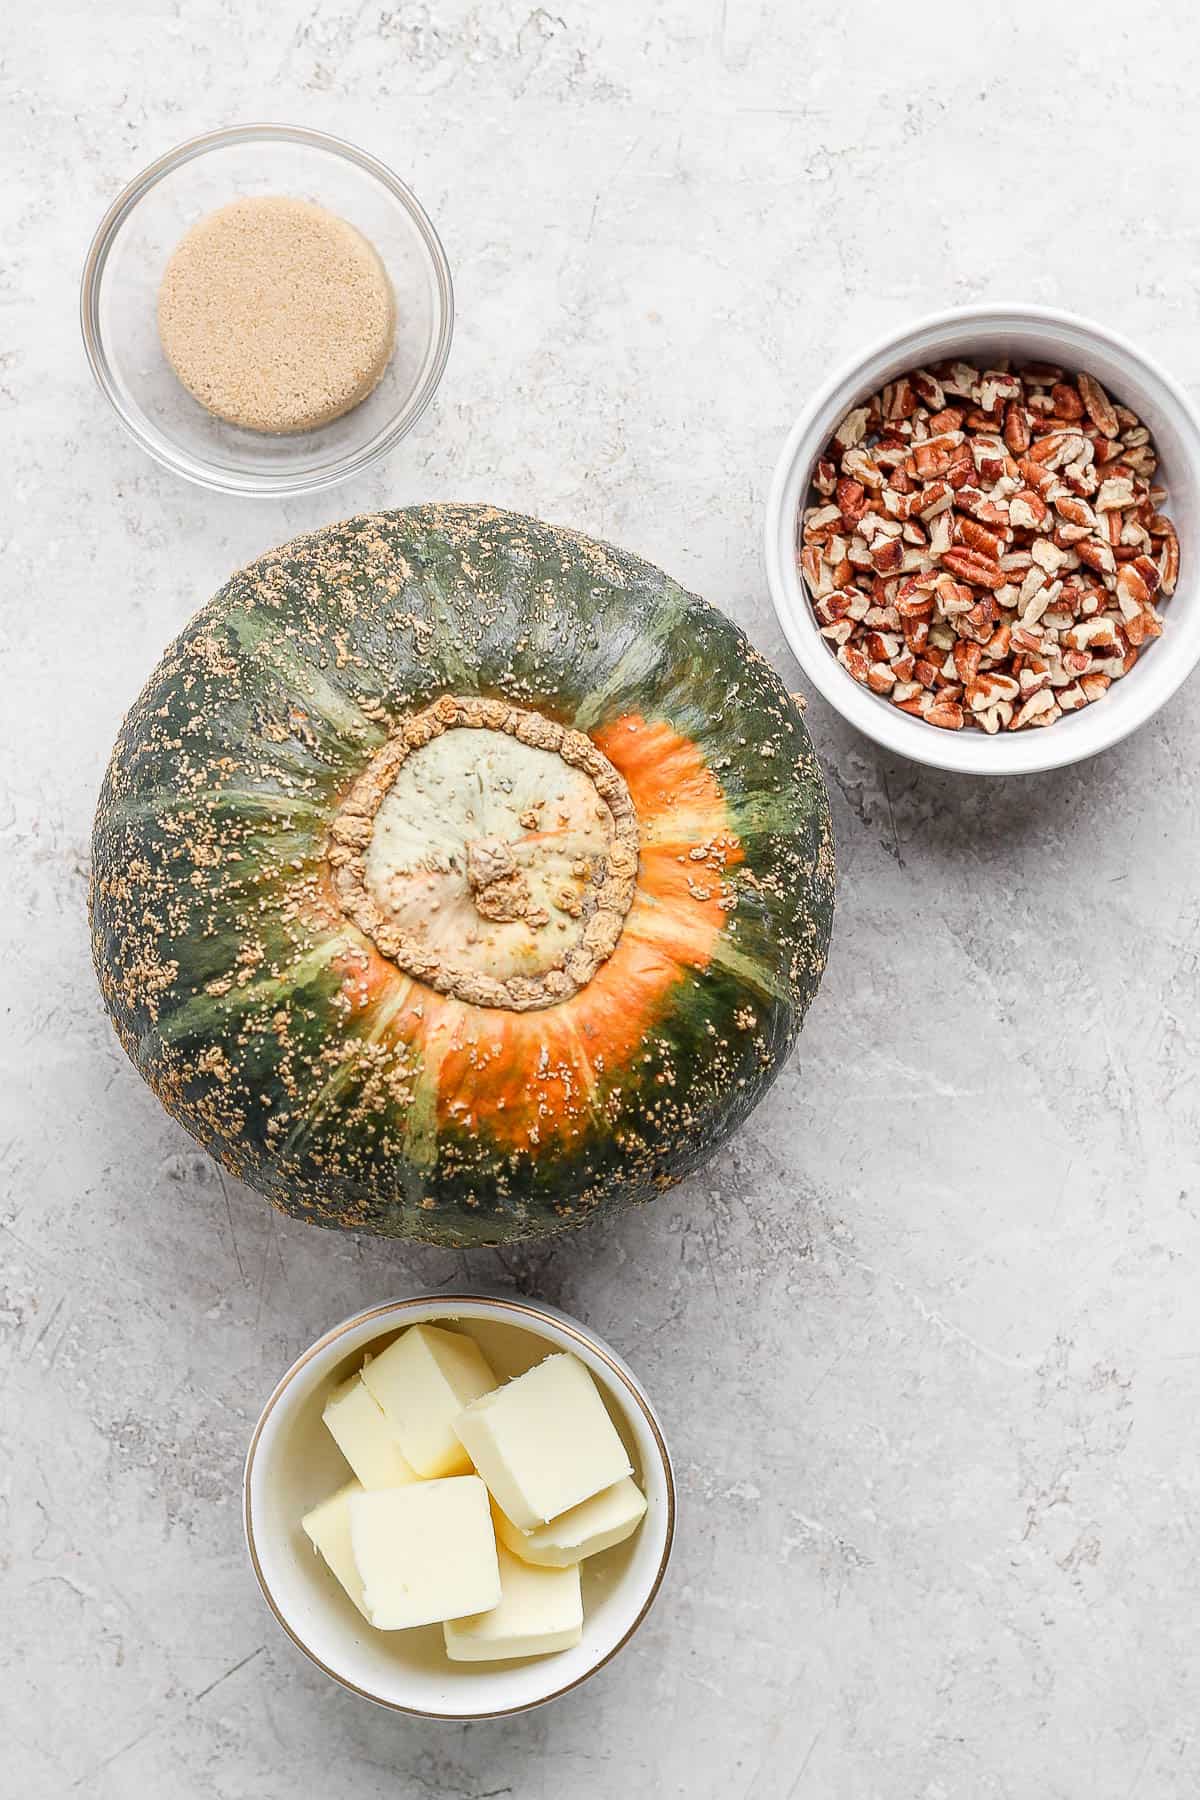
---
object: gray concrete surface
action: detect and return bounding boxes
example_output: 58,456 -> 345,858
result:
4,3 -> 1200,1795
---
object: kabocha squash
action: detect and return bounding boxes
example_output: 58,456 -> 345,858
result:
90,506 -> 834,1245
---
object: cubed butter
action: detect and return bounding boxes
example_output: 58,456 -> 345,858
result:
443,1544 -> 583,1662
322,1372 -> 420,1490
348,1475 -> 500,1630
301,1480 -> 369,1617
495,1475 -> 647,1567
453,1353 -> 632,1530
360,1323 -> 496,1478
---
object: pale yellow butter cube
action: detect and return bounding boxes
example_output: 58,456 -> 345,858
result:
495,1475 -> 647,1567
348,1476 -> 500,1630
443,1544 -> 583,1662
322,1372 -> 420,1491
453,1353 -> 632,1530
301,1480 -> 369,1617
360,1323 -> 496,1478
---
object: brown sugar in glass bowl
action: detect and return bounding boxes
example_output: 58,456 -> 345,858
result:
157,195 -> 396,434
80,124 -> 453,496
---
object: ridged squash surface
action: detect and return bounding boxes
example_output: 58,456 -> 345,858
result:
90,505 -> 834,1244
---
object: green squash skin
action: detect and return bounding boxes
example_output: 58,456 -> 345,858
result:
90,505 -> 834,1245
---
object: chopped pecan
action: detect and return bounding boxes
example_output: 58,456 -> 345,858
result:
1027,430 -> 1088,469
893,689 -> 934,717
1050,383 -> 1085,422
832,407 -> 870,451
1010,623 -> 1044,657
1017,455 -> 1057,498
1055,493 -> 1097,531
1095,475 -> 1137,513
842,446 -> 885,491
911,368 -> 945,409
882,379 -> 917,421
1124,609 -> 1163,647
799,362 -> 1178,734
836,477 -> 869,530
1009,489 -> 1049,531
944,442 -> 975,488
1012,689 -> 1058,729
1077,372 -> 1120,438
954,486 -> 1010,527
862,629 -> 901,663
979,371 -> 1022,412
1064,617 -> 1123,653
940,547 -> 1005,589
1131,551 -> 1161,594
1003,401 -> 1032,455
953,640 -> 983,684
909,432 -> 965,480
960,597 -> 999,642
1114,563 -> 1151,619
1158,522 -> 1180,594
917,479 -> 955,521
977,700 -> 1014,734
934,574 -> 976,616
800,545 -> 824,591
1077,537 -> 1116,577
966,671 -> 1020,710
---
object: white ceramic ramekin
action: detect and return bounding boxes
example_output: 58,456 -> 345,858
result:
243,1293 -> 675,1719
765,303 -> 1200,775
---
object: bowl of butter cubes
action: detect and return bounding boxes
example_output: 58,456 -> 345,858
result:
243,1292 -> 675,1717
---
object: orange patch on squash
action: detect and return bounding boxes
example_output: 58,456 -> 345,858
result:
329,934 -> 397,1015
592,714 -> 724,826
422,929 -> 683,1147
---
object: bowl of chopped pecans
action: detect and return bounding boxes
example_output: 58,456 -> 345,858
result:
765,303 -> 1200,774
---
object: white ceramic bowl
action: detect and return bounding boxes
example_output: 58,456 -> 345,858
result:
243,1293 -> 675,1719
80,124 -> 453,497
765,303 -> 1200,774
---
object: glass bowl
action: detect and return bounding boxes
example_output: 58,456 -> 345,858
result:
80,124 -> 454,497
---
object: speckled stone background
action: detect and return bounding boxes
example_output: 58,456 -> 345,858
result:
5,3 -> 1200,1795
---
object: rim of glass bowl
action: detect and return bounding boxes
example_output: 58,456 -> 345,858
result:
79,122 -> 455,498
